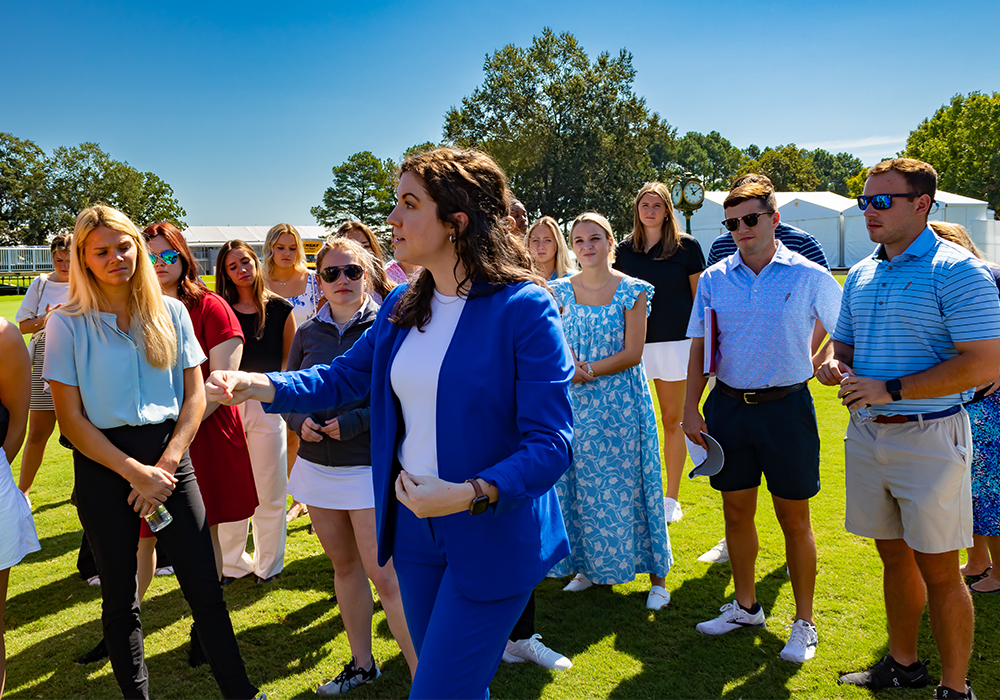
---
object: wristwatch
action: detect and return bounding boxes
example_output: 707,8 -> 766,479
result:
886,378 -> 903,402
466,479 -> 490,516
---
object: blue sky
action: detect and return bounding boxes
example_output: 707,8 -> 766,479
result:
4,0 -> 997,225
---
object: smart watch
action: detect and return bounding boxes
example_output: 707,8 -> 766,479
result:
886,378 -> 903,402
466,479 -> 490,516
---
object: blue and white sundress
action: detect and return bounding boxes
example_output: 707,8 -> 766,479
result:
548,275 -> 673,584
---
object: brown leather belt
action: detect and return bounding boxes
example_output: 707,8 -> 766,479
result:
718,380 -> 808,405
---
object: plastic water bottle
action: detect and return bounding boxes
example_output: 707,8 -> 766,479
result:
144,504 -> 173,532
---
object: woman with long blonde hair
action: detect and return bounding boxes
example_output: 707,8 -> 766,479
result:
525,216 -> 575,280
261,224 -> 321,523
43,205 -> 259,699
216,240 -> 296,584
613,182 -> 705,524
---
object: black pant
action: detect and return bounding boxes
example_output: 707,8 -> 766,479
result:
75,421 -> 257,700
509,591 -> 535,642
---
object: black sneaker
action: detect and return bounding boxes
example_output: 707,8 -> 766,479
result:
316,657 -> 380,696
838,654 -> 930,689
935,682 -> 978,699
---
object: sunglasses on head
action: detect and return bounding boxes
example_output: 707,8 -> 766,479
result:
148,250 -> 180,265
856,192 -> 925,211
721,211 -> 774,232
318,264 -> 364,283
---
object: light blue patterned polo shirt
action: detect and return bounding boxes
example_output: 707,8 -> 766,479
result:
687,242 -> 843,389
833,226 -> 1000,415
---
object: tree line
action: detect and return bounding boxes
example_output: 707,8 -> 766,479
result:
0,135 -> 186,245
2,29 -> 996,246
316,29 -> 1000,237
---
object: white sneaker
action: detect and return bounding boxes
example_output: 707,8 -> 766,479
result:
155,566 -> 175,576
697,538 -> 729,563
562,574 -> 592,592
696,600 -> 765,635
502,634 -> 572,670
780,619 -> 818,663
87,576 -> 101,586
663,497 -> 683,523
646,585 -> 671,610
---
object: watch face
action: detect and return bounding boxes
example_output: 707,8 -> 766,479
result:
684,181 -> 705,206
470,496 -> 489,516
671,183 -> 683,207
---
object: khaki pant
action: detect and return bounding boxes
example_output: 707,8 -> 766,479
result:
218,399 -> 288,579
844,409 -> 973,554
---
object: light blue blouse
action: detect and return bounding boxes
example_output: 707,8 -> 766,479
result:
43,296 -> 206,429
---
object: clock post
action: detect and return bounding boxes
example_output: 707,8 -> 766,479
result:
670,172 -> 706,235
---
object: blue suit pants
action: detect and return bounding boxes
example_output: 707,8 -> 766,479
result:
393,504 -> 532,700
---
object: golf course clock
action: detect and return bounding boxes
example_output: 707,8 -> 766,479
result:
671,172 -> 706,234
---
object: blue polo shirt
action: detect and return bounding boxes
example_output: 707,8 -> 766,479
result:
687,242 -> 843,389
43,296 -> 206,429
833,227 -> 1000,415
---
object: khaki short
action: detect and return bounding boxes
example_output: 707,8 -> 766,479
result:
844,409 -> 973,554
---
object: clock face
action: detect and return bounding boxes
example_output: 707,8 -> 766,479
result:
671,183 -> 683,207
684,181 -> 705,206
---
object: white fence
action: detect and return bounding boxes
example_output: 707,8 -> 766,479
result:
0,247 -> 52,272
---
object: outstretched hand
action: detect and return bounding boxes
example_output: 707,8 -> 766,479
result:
205,370 -> 260,405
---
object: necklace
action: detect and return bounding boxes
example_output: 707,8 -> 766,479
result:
577,273 -> 615,293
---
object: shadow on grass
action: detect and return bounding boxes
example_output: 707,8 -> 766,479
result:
30,496 -> 72,515
490,563 -> 807,700
6,552 -> 358,699
19,529 -> 88,566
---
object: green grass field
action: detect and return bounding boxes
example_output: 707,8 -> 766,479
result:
2,292 -> 998,699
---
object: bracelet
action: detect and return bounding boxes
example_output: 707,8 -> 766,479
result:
585,362 -> 596,377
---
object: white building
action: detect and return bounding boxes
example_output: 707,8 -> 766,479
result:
183,225 -> 331,274
679,190 -> 999,268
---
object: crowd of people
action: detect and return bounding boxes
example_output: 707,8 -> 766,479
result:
1,148 -> 998,700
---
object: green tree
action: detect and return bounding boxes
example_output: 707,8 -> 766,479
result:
846,166 -> 869,198
903,91 -> 1000,218
48,142 -> 186,230
741,144 -> 820,191
443,28 -> 673,235
674,131 -> 748,190
311,151 -> 396,231
0,133 -> 58,245
809,149 -> 864,195
401,142 -> 439,162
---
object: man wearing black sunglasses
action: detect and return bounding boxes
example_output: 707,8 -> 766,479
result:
818,158 -> 1000,700
683,179 -> 842,664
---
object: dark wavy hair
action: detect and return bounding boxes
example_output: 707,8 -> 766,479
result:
391,148 -> 542,330
141,221 -> 208,312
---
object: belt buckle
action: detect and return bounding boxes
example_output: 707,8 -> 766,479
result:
743,392 -> 758,405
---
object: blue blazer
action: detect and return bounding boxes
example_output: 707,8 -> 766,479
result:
265,281 -> 575,601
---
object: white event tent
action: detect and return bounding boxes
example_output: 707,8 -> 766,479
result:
678,190 -> 999,268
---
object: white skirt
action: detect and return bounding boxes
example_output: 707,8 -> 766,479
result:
287,456 -> 375,510
0,447 -> 40,570
643,339 -> 692,382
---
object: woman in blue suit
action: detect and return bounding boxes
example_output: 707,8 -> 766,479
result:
207,147 -> 575,699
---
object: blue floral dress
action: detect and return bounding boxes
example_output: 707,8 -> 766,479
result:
548,275 -> 673,584
968,393 -> 1000,537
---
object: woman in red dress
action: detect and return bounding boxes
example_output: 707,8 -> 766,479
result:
143,222 -> 258,665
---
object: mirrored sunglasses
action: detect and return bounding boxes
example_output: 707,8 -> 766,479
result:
856,192 -> 923,211
318,264 -> 364,283
148,250 -> 180,265
721,211 -> 774,232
